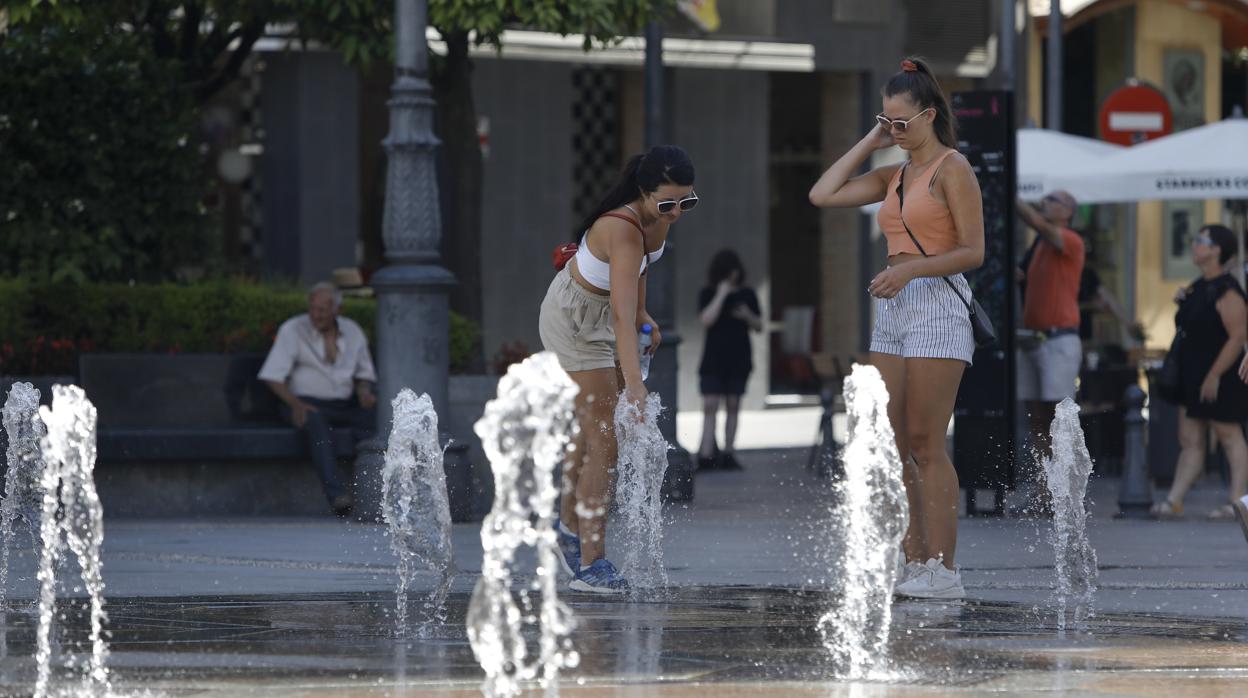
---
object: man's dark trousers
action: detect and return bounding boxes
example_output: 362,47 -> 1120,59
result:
282,397 -> 375,503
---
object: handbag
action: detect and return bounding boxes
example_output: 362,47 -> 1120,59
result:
552,212 -> 649,273
1155,332 -> 1182,404
896,164 -> 997,349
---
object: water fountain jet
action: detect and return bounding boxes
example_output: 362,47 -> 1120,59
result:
1040,397 -> 1099,631
614,393 -> 668,593
381,389 -> 455,638
818,364 -> 909,679
35,385 -> 110,698
2,382 -> 46,613
467,352 -> 579,697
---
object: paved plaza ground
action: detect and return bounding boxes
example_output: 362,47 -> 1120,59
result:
1,439 -> 1247,695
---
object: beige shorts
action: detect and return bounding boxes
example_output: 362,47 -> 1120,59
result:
539,266 -> 617,373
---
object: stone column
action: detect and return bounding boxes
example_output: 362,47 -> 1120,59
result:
355,0 -> 456,521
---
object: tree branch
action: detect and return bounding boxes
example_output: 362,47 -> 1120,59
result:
143,0 -> 176,59
193,18 -> 265,104
179,1 -> 205,67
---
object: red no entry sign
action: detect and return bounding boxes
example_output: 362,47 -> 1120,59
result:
1099,83 -> 1173,145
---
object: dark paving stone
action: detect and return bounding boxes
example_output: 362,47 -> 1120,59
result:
3,586 -> 1247,695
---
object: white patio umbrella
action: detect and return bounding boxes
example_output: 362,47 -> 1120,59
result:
1054,113 -> 1248,203
1016,128 -> 1123,201
1053,112 -> 1248,295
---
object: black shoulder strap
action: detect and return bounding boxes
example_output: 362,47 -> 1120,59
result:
897,164 -> 973,311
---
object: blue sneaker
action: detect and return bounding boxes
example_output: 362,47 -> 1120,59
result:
556,522 -> 580,577
569,559 -> 630,595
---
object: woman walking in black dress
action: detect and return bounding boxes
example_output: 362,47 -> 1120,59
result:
1153,224 -> 1248,521
695,249 -> 763,470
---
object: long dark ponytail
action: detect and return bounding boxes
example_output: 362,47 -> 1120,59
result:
572,144 -> 695,241
882,56 -> 958,149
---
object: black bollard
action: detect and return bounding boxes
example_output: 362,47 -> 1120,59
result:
1115,384 -> 1153,518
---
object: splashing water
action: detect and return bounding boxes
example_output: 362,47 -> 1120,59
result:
382,389 -> 456,638
468,352 -> 580,698
1041,398 -> 1099,631
3,383 -> 47,612
818,364 -> 909,679
614,393 -> 668,593
35,385 -> 110,698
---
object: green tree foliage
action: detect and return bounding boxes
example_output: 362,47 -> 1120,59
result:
0,24 -> 212,283
1,0 -> 673,300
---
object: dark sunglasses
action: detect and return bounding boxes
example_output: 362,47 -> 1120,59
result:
656,191 -> 699,214
875,108 -> 932,133
1042,194 -> 1073,207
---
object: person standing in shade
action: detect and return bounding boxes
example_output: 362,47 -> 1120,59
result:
538,145 -> 697,594
696,249 -> 763,471
1151,224 -> 1247,524
809,57 -> 985,599
259,282 -> 377,518
1015,191 -> 1085,510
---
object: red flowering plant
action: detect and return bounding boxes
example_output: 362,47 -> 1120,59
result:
0,335 -> 89,376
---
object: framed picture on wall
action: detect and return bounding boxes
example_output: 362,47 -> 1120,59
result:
1163,49 -> 1204,132
1162,200 -> 1204,280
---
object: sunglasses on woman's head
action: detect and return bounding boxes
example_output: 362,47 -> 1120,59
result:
656,191 -> 699,214
875,108 -> 932,133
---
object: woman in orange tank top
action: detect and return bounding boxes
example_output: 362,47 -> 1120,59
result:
809,57 -> 985,600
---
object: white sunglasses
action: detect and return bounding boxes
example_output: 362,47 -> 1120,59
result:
655,191 -> 699,214
875,108 -> 933,133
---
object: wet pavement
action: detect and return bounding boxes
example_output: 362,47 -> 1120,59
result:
2,587 -> 1247,696
1,449 -> 1247,694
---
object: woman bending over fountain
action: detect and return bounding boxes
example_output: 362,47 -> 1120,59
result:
538,145 -> 697,594
809,58 -> 984,599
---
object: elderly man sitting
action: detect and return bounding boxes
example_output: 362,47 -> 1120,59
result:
259,282 -> 377,517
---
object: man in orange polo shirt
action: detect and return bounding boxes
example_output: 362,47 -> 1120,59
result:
1017,191 -> 1085,492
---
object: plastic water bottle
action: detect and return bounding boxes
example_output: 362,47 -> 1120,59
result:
638,323 -> 653,381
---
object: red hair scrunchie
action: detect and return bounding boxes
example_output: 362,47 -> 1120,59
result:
900,59 -> 918,72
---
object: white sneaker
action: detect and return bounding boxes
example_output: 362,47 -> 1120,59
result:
895,558 -> 965,600
896,560 -> 924,586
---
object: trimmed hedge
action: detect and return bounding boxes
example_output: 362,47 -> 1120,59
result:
0,280 -> 480,376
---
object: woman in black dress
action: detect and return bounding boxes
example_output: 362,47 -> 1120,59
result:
1153,225 -> 1248,520
696,250 -> 763,470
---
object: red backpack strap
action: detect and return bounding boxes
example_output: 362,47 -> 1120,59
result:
598,211 -> 650,276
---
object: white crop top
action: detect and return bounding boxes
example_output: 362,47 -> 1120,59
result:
574,232 -> 666,291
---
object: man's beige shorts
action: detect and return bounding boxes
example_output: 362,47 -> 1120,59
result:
539,266 -> 617,373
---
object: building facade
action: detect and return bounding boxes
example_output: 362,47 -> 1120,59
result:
223,0 -> 1007,411
1027,0 -> 1248,350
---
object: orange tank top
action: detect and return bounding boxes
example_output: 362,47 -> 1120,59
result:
876,150 -> 960,257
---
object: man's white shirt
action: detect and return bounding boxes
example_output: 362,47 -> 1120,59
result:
257,314 -> 376,400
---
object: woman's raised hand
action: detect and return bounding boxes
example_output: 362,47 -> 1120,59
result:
867,122 -> 896,151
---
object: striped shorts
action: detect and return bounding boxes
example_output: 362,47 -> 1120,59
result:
869,275 -> 975,365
